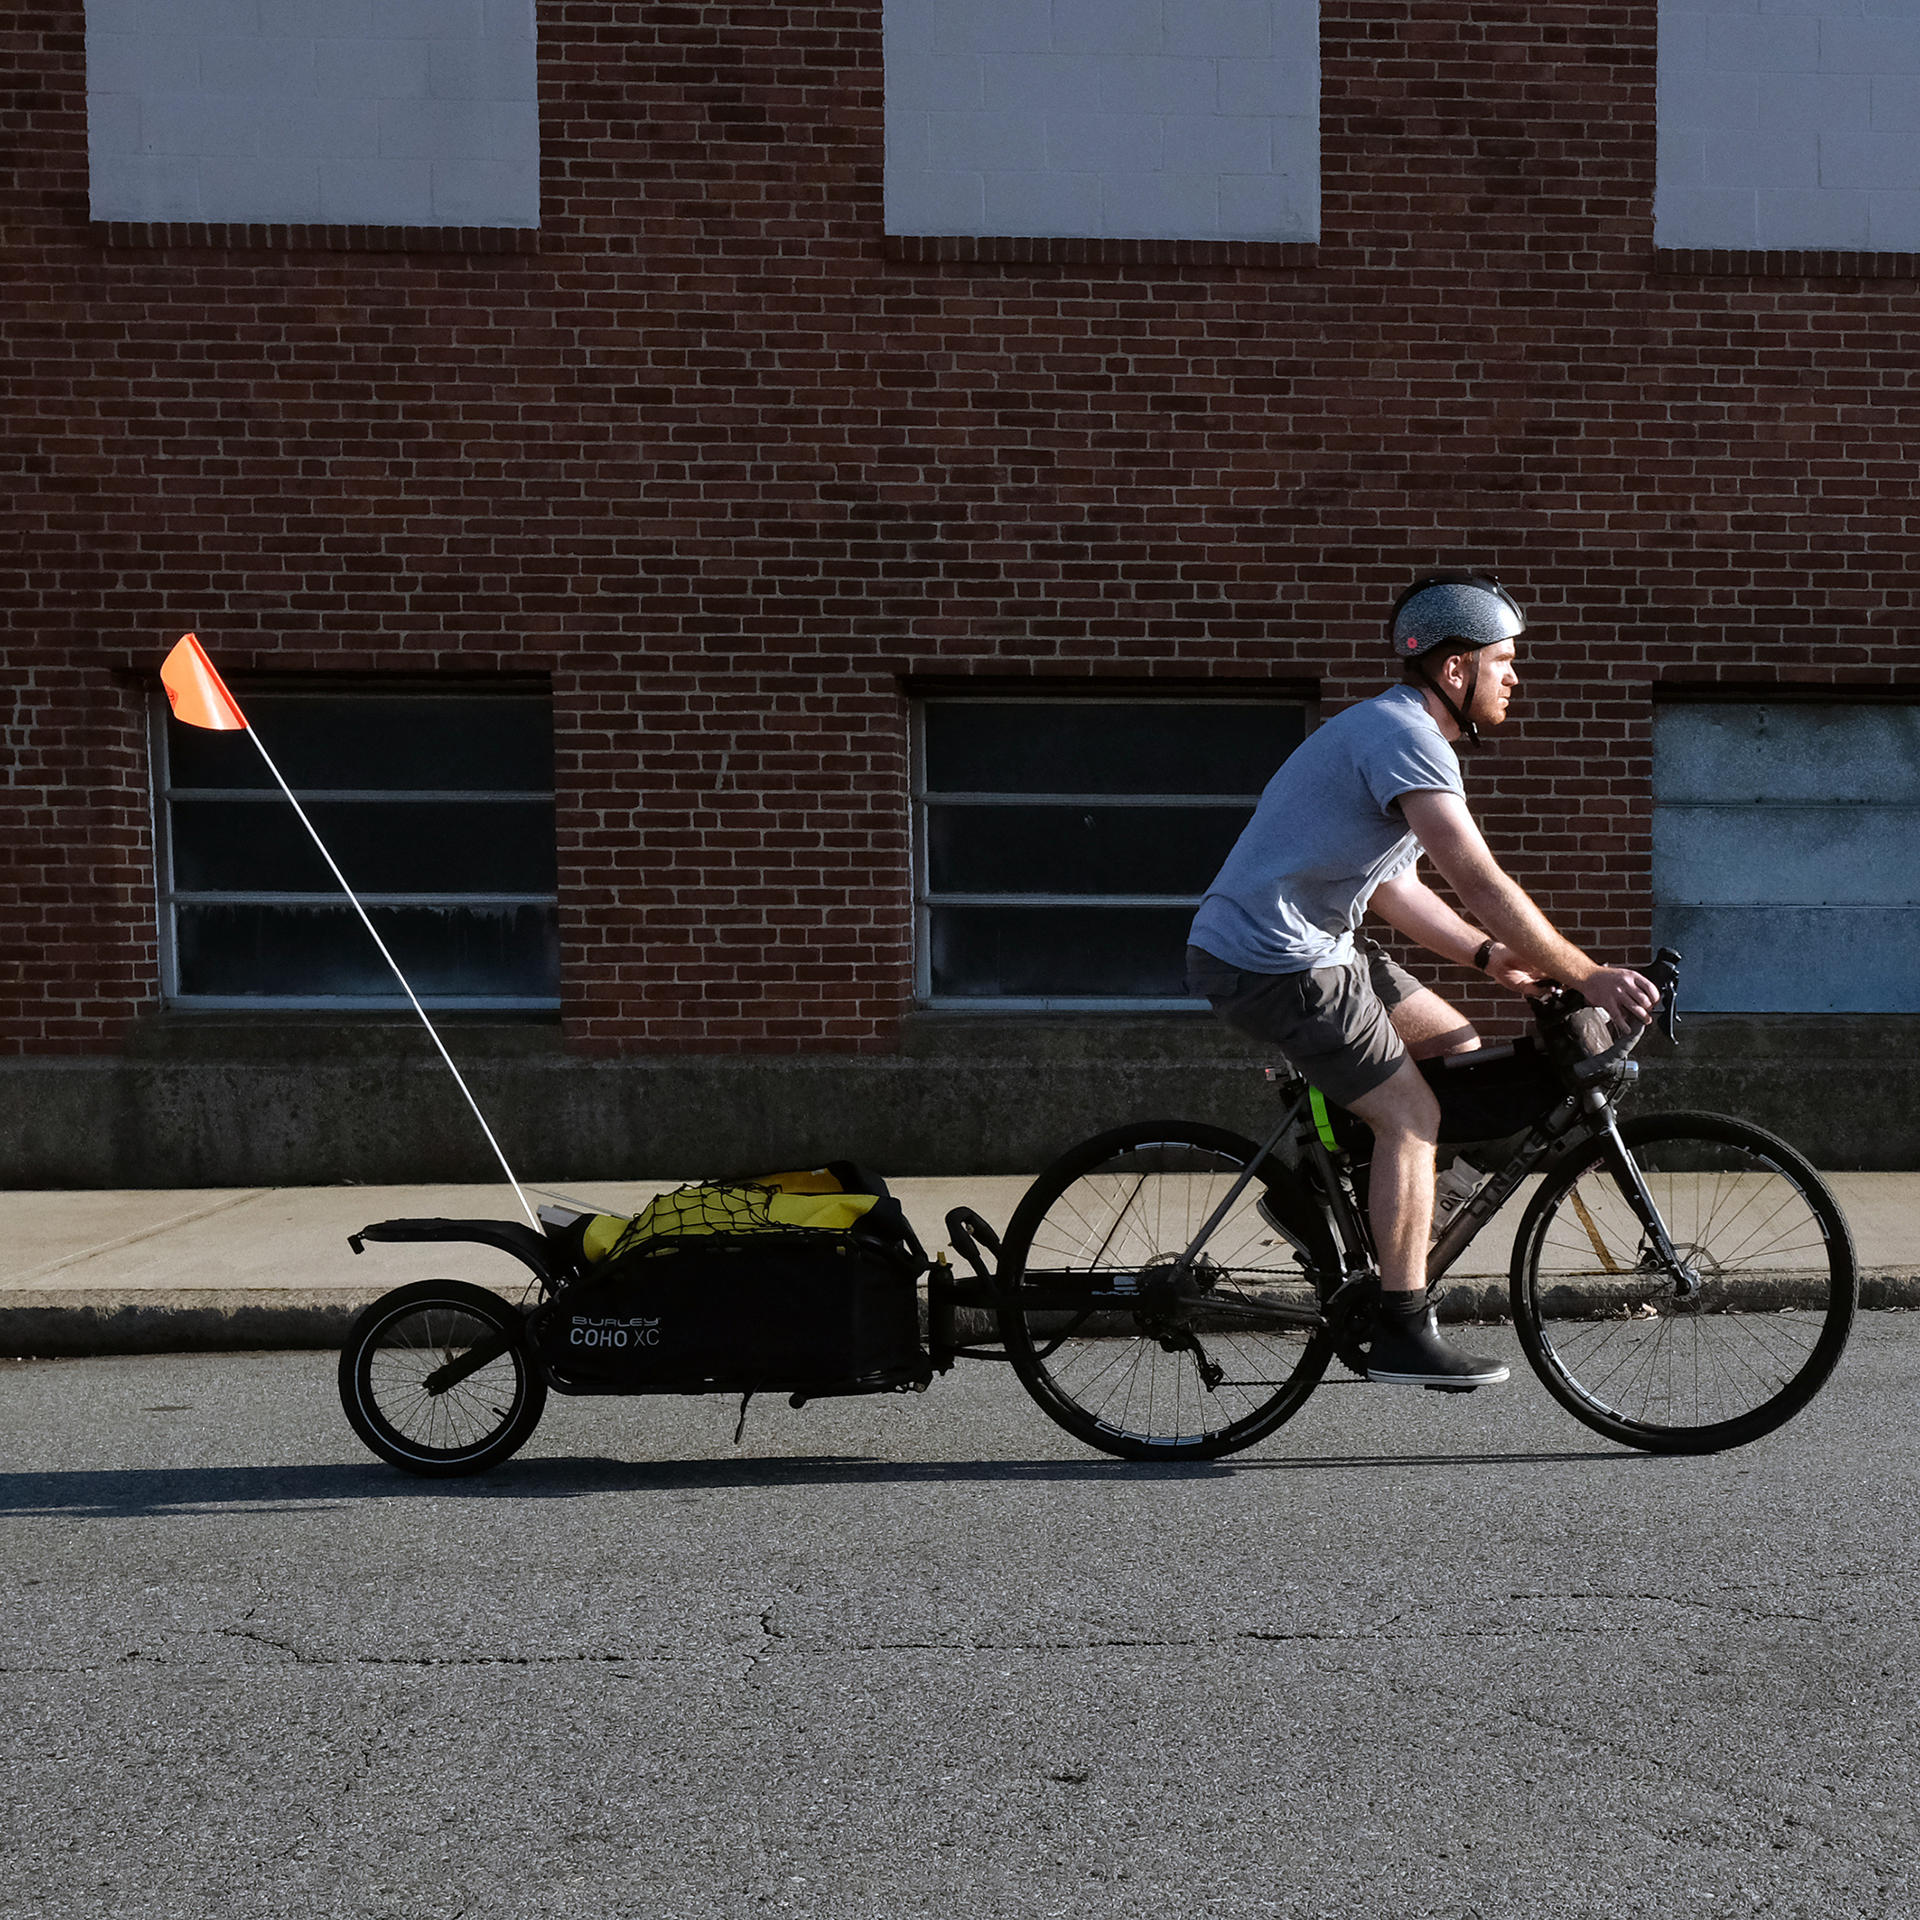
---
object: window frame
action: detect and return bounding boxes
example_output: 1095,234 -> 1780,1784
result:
910,692 -> 1311,1013
148,680 -> 562,1014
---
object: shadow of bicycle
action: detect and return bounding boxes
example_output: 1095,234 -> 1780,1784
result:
0,1444 -> 1641,1519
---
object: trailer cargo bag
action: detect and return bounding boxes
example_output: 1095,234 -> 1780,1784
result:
535,1164 -> 929,1395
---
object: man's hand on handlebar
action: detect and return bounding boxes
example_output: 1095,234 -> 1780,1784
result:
1579,964 -> 1663,1033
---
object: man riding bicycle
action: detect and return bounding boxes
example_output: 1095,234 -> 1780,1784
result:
1185,573 -> 1661,1389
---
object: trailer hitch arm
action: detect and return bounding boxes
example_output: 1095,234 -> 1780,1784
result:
421,1332 -> 514,1395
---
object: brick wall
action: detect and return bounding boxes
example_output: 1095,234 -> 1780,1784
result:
5,0 -> 1920,1062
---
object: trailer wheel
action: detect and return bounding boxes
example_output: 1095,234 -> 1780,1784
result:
340,1280 -> 546,1476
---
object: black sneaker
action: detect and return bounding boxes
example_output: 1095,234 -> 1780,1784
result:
1366,1290 -> 1509,1388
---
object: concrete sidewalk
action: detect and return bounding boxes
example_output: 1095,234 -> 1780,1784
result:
4,1171 -> 1920,1356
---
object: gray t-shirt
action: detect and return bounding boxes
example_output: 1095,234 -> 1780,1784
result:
1189,683 -> 1464,974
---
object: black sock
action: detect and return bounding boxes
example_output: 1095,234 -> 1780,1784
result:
1381,1287 -> 1429,1320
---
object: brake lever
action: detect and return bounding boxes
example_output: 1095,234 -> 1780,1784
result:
1648,945 -> 1683,1045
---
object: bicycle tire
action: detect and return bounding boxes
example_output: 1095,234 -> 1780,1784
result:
340,1279 -> 548,1477
997,1121 -> 1337,1461
1509,1111 -> 1856,1454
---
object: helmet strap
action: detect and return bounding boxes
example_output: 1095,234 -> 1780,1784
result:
1415,650 -> 1482,749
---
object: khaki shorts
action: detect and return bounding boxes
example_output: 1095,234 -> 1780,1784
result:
1185,939 -> 1421,1110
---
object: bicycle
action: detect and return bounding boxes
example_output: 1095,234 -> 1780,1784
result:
985,948 -> 1858,1461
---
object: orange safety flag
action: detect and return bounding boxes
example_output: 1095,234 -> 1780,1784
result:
159,633 -> 248,732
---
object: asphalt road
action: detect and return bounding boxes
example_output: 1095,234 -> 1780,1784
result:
4,1321 -> 1918,1920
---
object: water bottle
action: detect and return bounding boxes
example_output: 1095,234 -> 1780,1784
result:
1430,1158 -> 1489,1243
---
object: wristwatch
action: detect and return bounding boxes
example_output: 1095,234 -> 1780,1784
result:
1472,937 -> 1496,973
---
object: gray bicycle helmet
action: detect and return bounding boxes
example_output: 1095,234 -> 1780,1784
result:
1388,571 -> 1525,748
1389,572 -> 1525,660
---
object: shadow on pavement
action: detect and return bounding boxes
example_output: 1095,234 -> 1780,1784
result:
0,1445 -> 1639,1518
1233,1449 -> 1642,1471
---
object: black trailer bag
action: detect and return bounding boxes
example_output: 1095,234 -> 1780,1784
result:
533,1167 -> 929,1396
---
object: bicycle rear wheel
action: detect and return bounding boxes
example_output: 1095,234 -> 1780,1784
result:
1510,1112 -> 1855,1453
997,1121 -> 1336,1461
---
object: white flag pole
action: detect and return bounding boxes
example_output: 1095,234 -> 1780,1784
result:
242,728 -> 541,1232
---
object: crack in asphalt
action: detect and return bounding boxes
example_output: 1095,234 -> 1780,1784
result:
0,1582 -> 1848,1680
0,1638 -> 663,1676
1,1649 -> 664,1676
218,1623 -> 312,1662
737,1595 -> 800,1679
1382,1663 -> 1914,1881
1515,1694 -> 1911,1876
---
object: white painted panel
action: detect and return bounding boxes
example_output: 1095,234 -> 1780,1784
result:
85,0 -> 538,227
884,0 -> 1319,240
1654,805 -> 1920,907
1659,1 -> 1920,249
1652,905 -> 1920,1012
1655,703 -> 1920,1011
981,54 -> 1101,111
1053,0 -> 1163,58
1654,704 -> 1920,805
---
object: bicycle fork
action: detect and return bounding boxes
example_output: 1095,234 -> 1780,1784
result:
1595,1116 -> 1702,1298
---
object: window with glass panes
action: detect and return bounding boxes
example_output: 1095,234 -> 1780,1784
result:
913,697 -> 1309,1008
152,682 -> 559,1009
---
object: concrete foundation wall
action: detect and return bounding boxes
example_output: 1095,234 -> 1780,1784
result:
5,1017 -> 1918,1187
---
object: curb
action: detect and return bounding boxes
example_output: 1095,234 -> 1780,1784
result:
0,1289 -> 389,1359
1436,1272 -> 1920,1321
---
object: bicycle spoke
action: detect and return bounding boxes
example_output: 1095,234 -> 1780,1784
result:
347,1289 -> 538,1473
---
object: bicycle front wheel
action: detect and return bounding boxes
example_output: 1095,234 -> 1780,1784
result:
1510,1112 -> 1856,1453
340,1280 -> 548,1476
997,1121 -> 1336,1461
